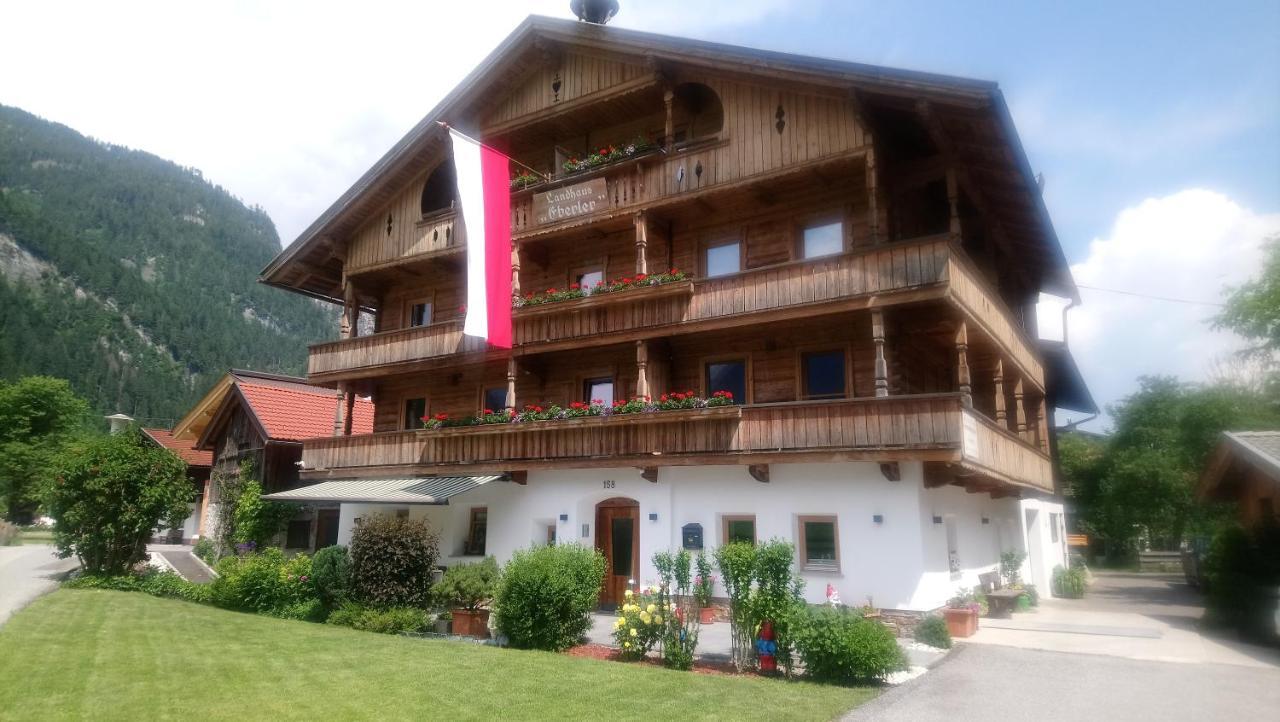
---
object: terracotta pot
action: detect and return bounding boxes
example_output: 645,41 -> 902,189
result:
698,606 -> 716,624
943,607 -> 978,638
451,608 -> 490,638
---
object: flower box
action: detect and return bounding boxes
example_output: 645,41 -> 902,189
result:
514,279 -> 693,317
421,404 -> 741,438
943,606 -> 978,638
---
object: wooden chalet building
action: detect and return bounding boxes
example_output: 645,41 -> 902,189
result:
259,16 -> 1093,611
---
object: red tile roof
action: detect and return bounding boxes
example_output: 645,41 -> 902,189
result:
142,428 -> 213,467
237,381 -> 373,441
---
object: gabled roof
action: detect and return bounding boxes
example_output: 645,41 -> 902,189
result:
1197,431 -> 1280,500
261,14 -> 1077,304
141,427 -> 213,468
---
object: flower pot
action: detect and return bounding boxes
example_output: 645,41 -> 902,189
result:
943,607 -> 978,638
451,608 -> 490,638
698,606 -> 716,624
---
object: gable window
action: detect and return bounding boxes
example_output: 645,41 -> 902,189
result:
801,350 -> 847,399
583,377 -> 615,406
723,515 -> 756,545
802,220 -> 843,259
705,359 -> 747,404
420,162 -> 457,217
403,397 -> 427,430
705,241 -> 741,278
483,387 -> 507,414
799,515 -> 839,571
409,301 -> 432,328
465,507 -> 488,556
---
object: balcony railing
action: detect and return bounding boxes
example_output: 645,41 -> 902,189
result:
308,321 -> 487,378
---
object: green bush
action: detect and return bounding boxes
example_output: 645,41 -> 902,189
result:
1000,550 -> 1027,585
0,520 -> 18,546
349,515 -> 439,608
494,544 -> 605,651
208,548 -> 313,613
1202,522 -> 1280,636
231,478 -> 298,547
433,557 -> 499,611
793,605 -> 907,683
65,572 -> 144,592
913,615 -> 952,649
1051,565 -> 1087,599
1023,584 -> 1040,607
267,598 -> 327,622
193,538 -> 216,566
66,570 -> 209,604
326,602 -> 429,634
311,545 -> 352,609
1014,593 -> 1032,612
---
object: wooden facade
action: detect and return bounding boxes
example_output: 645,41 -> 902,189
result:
263,18 -> 1080,497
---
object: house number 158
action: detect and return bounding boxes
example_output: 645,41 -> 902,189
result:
603,480 -> 616,488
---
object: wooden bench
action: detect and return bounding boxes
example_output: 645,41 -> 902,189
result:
985,588 -> 1024,619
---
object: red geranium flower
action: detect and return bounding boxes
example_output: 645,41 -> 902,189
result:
484,408 -> 494,415
570,282 -> 580,290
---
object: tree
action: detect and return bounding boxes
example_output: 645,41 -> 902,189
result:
1214,234 -> 1280,361
0,376 -> 90,523
46,426 -> 191,574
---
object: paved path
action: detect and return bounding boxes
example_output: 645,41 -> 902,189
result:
844,643 -> 1280,722
149,544 -> 215,583
0,545 -> 78,627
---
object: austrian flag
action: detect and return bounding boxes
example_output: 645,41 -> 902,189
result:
449,128 -> 512,348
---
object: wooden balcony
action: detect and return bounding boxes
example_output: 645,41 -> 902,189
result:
308,321 -> 487,378
299,393 -> 1054,493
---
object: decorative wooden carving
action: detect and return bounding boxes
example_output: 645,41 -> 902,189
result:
506,356 -> 517,411
332,381 -> 348,437
993,359 -> 1006,426
879,462 -> 901,482
1014,377 -> 1027,439
635,340 -> 649,400
872,310 -> 888,397
923,462 -> 954,488
775,105 -> 786,134
633,211 -> 648,275
955,321 -> 971,408
748,464 -> 770,483
640,466 -> 659,483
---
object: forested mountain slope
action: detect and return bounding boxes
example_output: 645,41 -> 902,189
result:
0,104 -> 334,424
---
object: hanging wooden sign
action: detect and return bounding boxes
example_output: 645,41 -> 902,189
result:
533,177 -> 608,226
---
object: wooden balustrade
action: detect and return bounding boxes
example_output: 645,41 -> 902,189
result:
347,210 -> 462,275
303,430 -> 423,471
961,410 -> 1054,491
308,321 -> 486,378
946,251 -> 1044,387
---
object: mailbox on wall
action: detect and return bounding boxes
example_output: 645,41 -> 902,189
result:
682,523 -> 703,550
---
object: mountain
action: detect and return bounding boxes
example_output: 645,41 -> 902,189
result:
0,104 -> 335,425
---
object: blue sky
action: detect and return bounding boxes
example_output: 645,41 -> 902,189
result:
3,1 -> 1278,427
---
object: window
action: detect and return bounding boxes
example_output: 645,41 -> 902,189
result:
420,162 -> 456,216
285,520 -> 311,549
576,269 -> 604,292
705,359 -> 746,404
583,377 -> 615,406
705,241 -> 741,278
801,350 -> 847,399
799,516 -> 839,571
723,515 -> 756,545
802,220 -> 843,258
465,507 -> 488,556
1049,513 -> 1061,543
409,301 -> 432,328
403,397 -> 426,430
482,387 -> 507,414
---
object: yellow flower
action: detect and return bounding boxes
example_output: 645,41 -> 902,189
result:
640,611 -> 652,625
629,628 -> 638,637
623,641 -> 631,649
614,617 -> 625,628
654,614 -> 663,624
646,603 -> 657,614
624,589 -> 634,598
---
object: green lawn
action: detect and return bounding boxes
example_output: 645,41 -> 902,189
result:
0,590 -> 874,720
17,527 -> 55,545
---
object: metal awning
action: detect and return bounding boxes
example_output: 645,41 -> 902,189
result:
261,476 -> 503,505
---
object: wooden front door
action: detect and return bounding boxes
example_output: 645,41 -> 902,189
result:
315,508 -> 340,550
595,498 -> 639,608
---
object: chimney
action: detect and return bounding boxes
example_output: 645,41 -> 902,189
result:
570,0 -> 619,24
104,413 -> 133,434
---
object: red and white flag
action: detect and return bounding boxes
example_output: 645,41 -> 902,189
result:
449,127 -> 512,349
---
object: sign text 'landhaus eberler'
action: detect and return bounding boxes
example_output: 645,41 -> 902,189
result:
533,178 -> 608,226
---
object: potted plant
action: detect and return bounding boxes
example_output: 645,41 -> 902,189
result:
433,610 -> 452,635
943,588 -> 980,638
694,553 -> 716,624
433,557 -> 499,638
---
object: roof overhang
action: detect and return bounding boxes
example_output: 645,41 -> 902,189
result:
1197,432 -> 1280,501
261,475 -> 504,505
1039,340 -> 1097,415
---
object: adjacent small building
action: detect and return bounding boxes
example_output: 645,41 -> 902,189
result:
1199,431 -> 1280,529
141,427 -> 213,543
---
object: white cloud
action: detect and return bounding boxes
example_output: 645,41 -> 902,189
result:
0,0 -> 806,246
1041,189 -> 1280,427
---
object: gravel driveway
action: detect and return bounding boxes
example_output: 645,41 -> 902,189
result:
0,545 -> 78,627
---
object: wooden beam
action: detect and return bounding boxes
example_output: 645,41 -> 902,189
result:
879,462 -> 901,481
633,211 -> 648,275
923,462 -> 954,488
955,320 -> 971,408
872,310 -> 889,397
509,470 -> 528,485
748,464 -> 770,483
505,356 -> 517,412
640,466 -> 659,483
635,340 -> 650,400
332,381 -> 348,437
865,144 -> 881,244
1014,377 -> 1027,439
993,358 -> 1006,427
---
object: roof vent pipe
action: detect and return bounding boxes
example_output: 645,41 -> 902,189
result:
570,0 -> 619,24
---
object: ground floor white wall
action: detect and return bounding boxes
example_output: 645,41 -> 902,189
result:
1018,497 -> 1069,593
333,462 -> 1054,612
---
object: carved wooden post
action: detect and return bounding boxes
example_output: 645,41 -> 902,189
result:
945,166 -> 961,239
955,320 -> 971,407
505,356 -> 517,412
634,211 -> 648,275
340,279 -> 356,339
993,359 -> 1007,427
636,340 -> 650,400
332,382 -> 348,437
343,388 -> 355,436
866,145 -> 880,244
511,241 -> 521,298
872,310 -> 888,397
1014,376 -> 1027,439
1036,398 -> 1048,452
663,88 -> 675,152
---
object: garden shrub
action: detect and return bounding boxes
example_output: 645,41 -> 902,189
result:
311,545 -> 352,609
231,478 -> 298,547
0,520 -> 18,546
326,602 -> 430,634
208,548 -> 313,613
793,605 -> 907,683
752,539 -> 806,673
267,598 -> 327,622
1202,522 -> 1280,636
1014,593 -> 1032,612
1023,584 -> 1040,607
714,541 -> 757,671
494,543 -> 605,651
1051,565 -> 1087,599
1000,550 -> 1027,586
432,557 -> 499,610
66,570 -> 209,604
193,538 -> 216,566
349,515 -> 439,608
913,615 -> 952,649
652,549 -> 699,670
